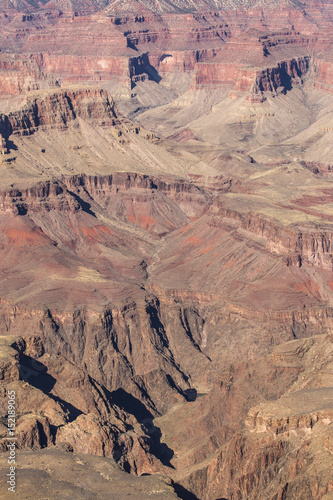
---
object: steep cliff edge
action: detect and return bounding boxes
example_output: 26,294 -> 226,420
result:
0,0 -> 330,99
0,88 -> 119,137
0,335 -> 162,474
0,335 -> 181,497
0,91 -> 333,497
156,334 -> 333,499
0,1 -> 332,498
1,171 -> 333,416
192,56 -> 311,99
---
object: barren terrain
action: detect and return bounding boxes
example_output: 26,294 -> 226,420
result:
0,0 -> 332,498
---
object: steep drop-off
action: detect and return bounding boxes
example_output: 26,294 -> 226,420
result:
0,1 -> 332,499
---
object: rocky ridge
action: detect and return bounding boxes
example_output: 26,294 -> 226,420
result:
156,334 -> 333,499
0,0 -> 332,498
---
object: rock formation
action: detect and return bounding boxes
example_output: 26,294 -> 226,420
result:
0,0 -> 332,498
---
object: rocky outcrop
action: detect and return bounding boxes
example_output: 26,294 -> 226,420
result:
301,160 -> 333,176
0,55 -> 52,95
0,88 -> 118,137
191,61 -> 256,91
157,334 -> 333,500
0,172 -> 212,226
0,180 -> 77,214
0,11 -> 229,92
0,336 -> 20,383
192,56 -> 310,98
252,56 -> 310,98
32,52 -> 131,87
0,2 -> 332,499
0,335 -> 166,474
2,169 -> 333,431
0,2 -> 329,101
211,206 -> 333,270
313,59 -> 333,93
16,414 -> 54,449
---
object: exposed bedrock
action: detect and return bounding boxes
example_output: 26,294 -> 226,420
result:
130,50 -> 222,88
314,59 -> 333,93
0,56 -> 52,96
212,206 -> 333,270
0,87 -> 118,138
0,174 -> 213,414
252,57 -> 310,98
0,5 -> 329,99
156,335 -> 333,499
1,175 -> 333,425
192,56 -> 311,98
0,298 -> 206,416
0,172 -> 212,227
0,335 -> 169,475
0,52 -> 131,96
33,52 -> 131,87
0,2 -> 332,498
0,50 -> 219,95
3,172 -> 333,276
25,51 -> 331,101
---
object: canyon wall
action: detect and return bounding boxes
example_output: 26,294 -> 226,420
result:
0,1 -> 332,499
0,88 -> 118,138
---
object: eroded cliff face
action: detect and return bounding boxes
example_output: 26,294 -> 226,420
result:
0,335 -> 171,477
0,88 -> 118,137
0,98 -> 332,498
192,53 -> 310,89
156,335 -> 333,500
211,206 -> 333,270
314,59 -> 333,93
1,169 -> 333,409
0,1 -> 330,100
0,1 -> 332,499
2,173 -> 333,498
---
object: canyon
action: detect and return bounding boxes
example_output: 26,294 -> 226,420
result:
0,0 -> 332,499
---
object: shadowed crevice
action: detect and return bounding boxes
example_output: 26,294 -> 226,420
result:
109,387 -> 154,422
67,189 -> 97,217
173,483 -> 200,500
18,355 -> 83,422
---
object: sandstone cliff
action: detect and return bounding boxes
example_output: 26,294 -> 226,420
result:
0,1 -> 332,499
0,88 -> 118,137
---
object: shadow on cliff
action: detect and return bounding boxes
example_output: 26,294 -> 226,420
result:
110,387 -> 175,467
145,63 -> 162,84
173,484 -> 200,500
126,37 -> 138,51
19,354 -> 83,422
173,488 -> 228,500
148,425 -> 175,468
131,53 -> 162,90
6,139 -> 18,151
110,387 -> 154,421
279,71 -> 292,92
67,189 -> 97,217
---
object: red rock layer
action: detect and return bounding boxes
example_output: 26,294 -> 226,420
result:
0,4 -> 331,97
192,56 -> 310,99
211,205 -> 333,270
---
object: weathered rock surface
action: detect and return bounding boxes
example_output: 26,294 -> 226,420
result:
0,0 -> 332,499
0,88 -> 118,136
156,334 -> 333,499
0,335 -> 170,476
0,448 -> 180,499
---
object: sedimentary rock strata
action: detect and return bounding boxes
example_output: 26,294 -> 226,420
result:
0,0 -> 332,498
